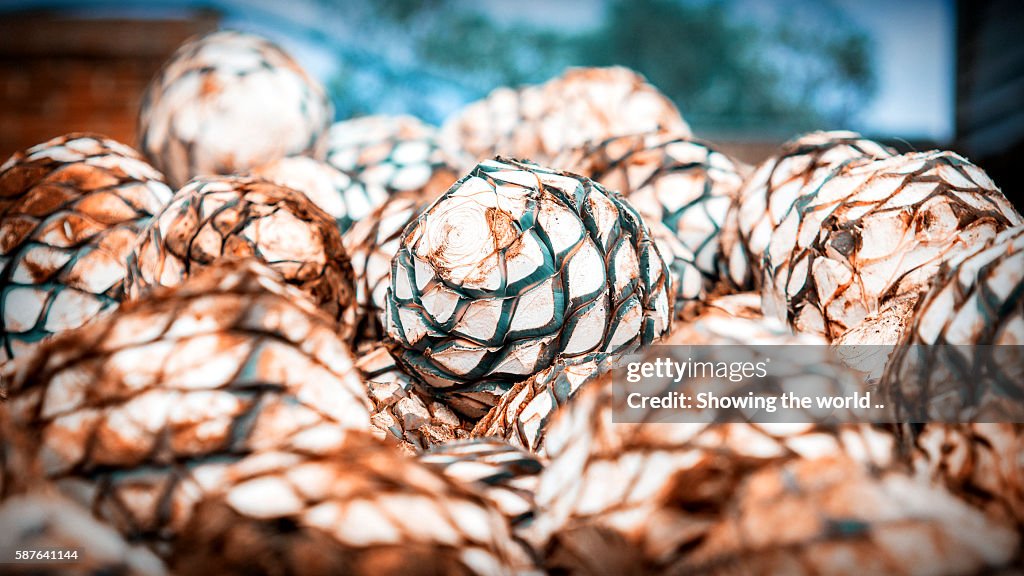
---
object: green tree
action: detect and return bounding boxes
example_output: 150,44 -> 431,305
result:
320,0 -> 875,133
573,0 -> 875,132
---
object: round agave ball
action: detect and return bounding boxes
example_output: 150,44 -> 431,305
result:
720,130 -> 896,290
0,259 -> 371,555
0,133 -> 173,361
138,30 -> 333,188
0,492 -> 168,575
762,150 -> 1022,341
440,67 -> 690,172
384,158 -> 673,418
170,434 -> 528,575
250,155 -> 388,234
343,192 -> 431,344
877,226 -> 1024,525
524,372 -> 1015,575
556,133 -> 746,311
326,115 -> 459,200
883,224 -> 1024,421
125,176 -> 357,338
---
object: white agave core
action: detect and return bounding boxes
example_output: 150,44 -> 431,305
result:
413,176 -> 530,287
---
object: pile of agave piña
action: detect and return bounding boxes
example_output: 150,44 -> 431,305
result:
0,29 -> 1021,576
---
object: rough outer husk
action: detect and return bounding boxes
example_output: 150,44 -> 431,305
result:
0,260 -> 370,556
170,433 -> 529,575
385,158 -> 673,418
0,133 -> 172,361
138,31 -> 332,188
720,130 -> 896,291
762,150 -> 1021,341
440,67 -> 690,172
359,344 -> 469,454
125,175 -> 358,341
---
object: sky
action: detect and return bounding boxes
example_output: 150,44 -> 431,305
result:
834,0 -> 955,142
0,0 -> 957,142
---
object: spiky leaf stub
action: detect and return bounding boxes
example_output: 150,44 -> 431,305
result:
529,375 -> 904,575
356,342 -> 419,390
0,133 -> 173,361
170,435 -> 528,576
125,176 -> 357,339
721,131 -> 896,290
557,134 -> 746,309
359,344 -> 469,454
138,31 -> 333,188
0,492 -> 168,575
326,115 -> 459,200
440,67 -> 690,172
367,380 -> 469,455
762,150 -> 1022,341
471,355 -> 612,455
250,156 -> 388,235
343,193 -> 431,345
1,260 -> 370,553
385,159 -> 673,418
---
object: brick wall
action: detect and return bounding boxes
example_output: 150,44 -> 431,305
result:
0,11 -> 219,160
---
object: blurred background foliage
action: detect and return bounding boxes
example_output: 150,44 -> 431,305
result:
319,0 -> 876,136
8,0 -> 1021,194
